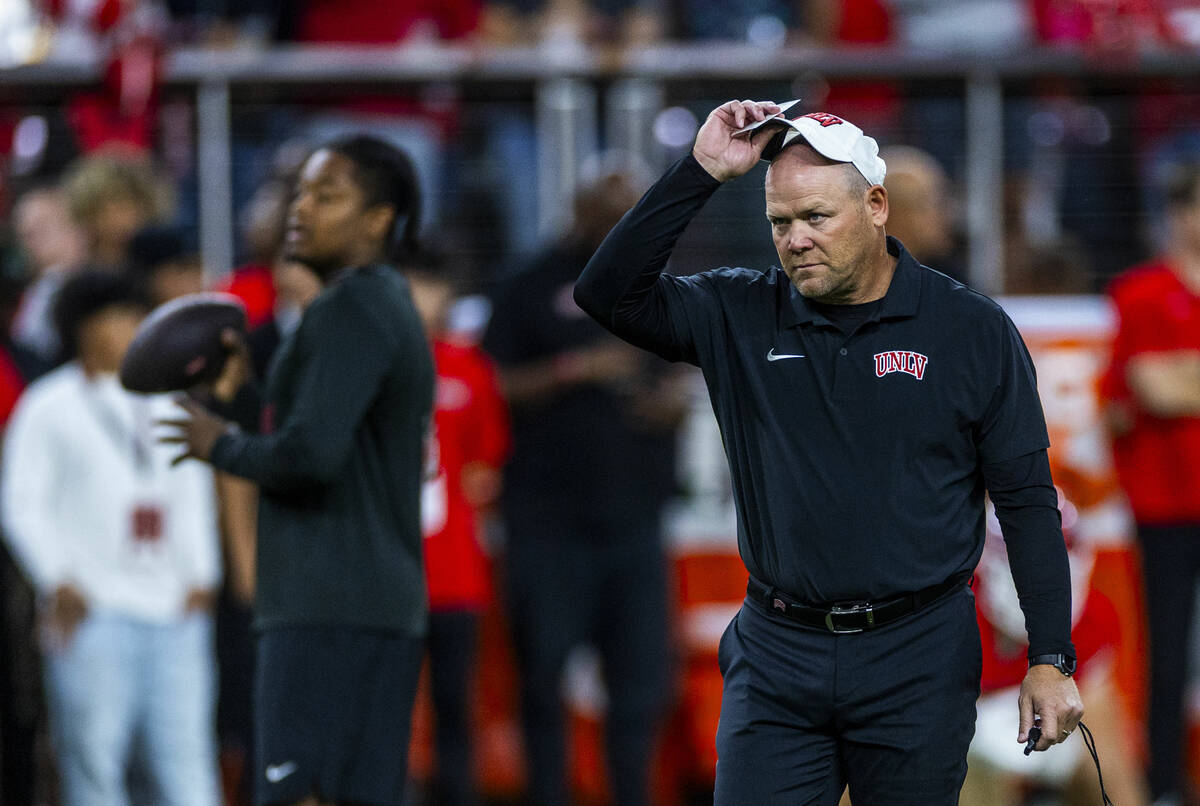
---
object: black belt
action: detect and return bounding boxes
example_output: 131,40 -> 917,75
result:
746,574 -> 967,634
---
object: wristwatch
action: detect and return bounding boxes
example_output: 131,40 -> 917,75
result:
1028,653 -> 1077,677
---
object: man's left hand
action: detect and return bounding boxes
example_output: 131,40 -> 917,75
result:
158,396 -> 234,466
1018,664 -> 1084,751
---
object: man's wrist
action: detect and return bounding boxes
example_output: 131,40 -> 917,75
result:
690,150 -> 731,183
1028,652 -> 1077,677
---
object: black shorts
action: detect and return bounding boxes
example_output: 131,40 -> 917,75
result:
254,626 -> 424,806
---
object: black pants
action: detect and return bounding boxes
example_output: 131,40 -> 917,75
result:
714,586 -> 981,806
505,531 -> 670,806
427,610 -> 480,806
1138,522 -> 1200,800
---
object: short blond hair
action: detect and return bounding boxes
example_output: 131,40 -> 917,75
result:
61,150 -> 174,229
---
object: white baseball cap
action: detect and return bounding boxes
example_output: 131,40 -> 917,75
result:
760,111 -> 887,187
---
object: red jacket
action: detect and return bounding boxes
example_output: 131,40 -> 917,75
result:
422,340 -> 510,611
1100,259 -> 1200,524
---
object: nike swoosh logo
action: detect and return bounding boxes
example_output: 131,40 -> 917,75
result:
265,761 -> 298,783
767,348 -> 806,362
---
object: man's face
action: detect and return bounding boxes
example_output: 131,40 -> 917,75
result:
284,150 -> 389,276
764,146 -> 886,303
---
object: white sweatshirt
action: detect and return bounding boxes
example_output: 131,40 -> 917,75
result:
2,364 -> 221,623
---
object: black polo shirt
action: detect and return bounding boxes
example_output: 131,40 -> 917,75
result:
576,155 -> 1065,620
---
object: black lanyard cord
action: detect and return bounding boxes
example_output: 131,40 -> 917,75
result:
1077,720 -> 1115,805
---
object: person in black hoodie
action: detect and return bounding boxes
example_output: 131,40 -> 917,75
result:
160,134 -> 433,806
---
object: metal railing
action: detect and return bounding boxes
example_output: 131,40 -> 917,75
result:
3,43 -> 1198,294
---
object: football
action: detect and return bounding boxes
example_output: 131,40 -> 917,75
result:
119,293 -> 248,394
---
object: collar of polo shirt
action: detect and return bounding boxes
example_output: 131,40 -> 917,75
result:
783,237 -> 923,328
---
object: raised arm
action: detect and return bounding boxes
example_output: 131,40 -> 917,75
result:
574,100 -> 780,359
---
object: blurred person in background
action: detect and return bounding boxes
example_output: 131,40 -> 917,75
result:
481,0 -> 665,46
10,183 -> 86,368
878,145 -> 962,281
483,160 -> 685,806
246,259 -> 323,378
0,270 -> 223,806
999,176 -> 1095,295
123,219 -> 263,803
217,144 -> 311,330
1101,161 -> 1200,806
127,224 -> 205,306
0,271 -> 51,806
39,0 -> 167,153
886,0 -> 1034,53
61,151 -> 174,273
406,254 -> 511,806
962,508 -> 1148,806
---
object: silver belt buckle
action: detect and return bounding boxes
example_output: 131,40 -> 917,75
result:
824,602 -> 874,634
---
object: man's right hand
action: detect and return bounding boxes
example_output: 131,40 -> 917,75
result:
693,99 -> 783,182
47,584 -> 88,644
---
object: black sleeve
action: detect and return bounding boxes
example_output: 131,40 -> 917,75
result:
982,449 -> 1076,660
975,311 -> 1051,464
209,281 -> 400,491
207,382 -> 264,434
573,154 -> 723,363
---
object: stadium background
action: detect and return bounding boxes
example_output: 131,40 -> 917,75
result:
0,1 -> 1198,804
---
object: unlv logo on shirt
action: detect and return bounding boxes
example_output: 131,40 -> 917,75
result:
803,112 -> 844,128
874,351 -> 929,381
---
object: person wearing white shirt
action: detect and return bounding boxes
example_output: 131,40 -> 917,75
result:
1,271 -> 222,806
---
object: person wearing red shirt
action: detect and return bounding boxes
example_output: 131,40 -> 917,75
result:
407,259 -> 510,806
1101,161 -> 1200,805
965,502 -> 1149,806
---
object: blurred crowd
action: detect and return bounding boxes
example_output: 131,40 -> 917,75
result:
3,0 -> 1200,283
5,0 -> 1200,57
0,1 -> 1197,806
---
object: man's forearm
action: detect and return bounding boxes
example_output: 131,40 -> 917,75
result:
984,451 -> 1076,658
574,154 -> 720,348
1127,352 -> 1200,417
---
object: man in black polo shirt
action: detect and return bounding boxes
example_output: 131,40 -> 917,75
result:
161,135 -> 433,806
574,99 -> 1083,804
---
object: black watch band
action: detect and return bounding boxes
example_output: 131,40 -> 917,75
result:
1028,652 -> 1077,677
